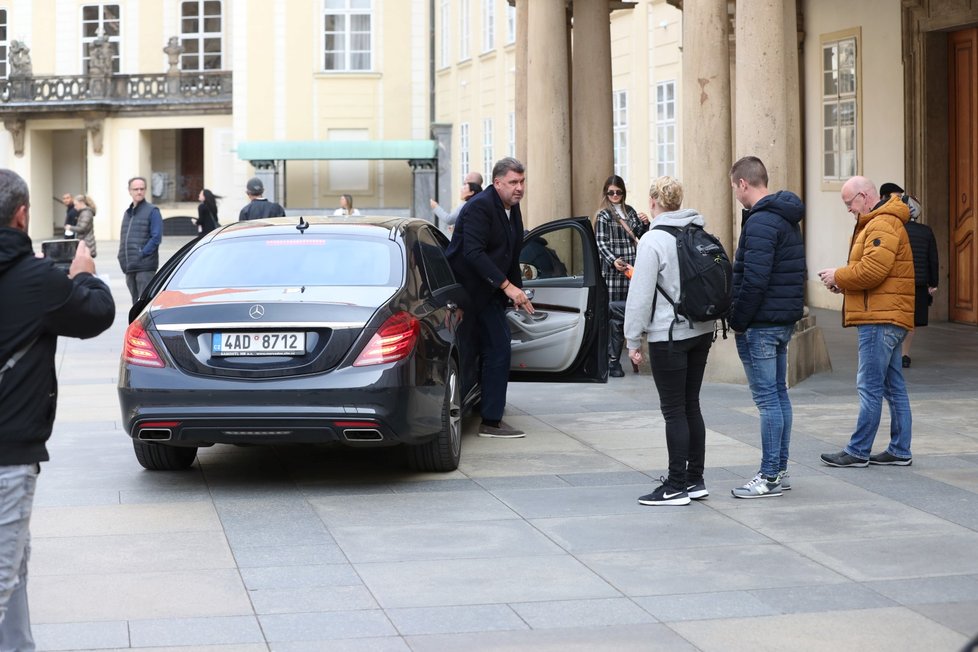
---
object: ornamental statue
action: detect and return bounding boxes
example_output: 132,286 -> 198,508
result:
88,33 -> 114,77
8,41 -> 32,79
164,36 -> 184,74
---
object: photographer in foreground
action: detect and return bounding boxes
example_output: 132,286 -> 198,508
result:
0,169 -> 115,649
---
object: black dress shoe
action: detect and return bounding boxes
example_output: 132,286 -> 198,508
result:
902,355 -> 911,368
609,361 -> 625,378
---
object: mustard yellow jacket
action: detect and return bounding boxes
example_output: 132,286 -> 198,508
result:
835,195 -> 915,330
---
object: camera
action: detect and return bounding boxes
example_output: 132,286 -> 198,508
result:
41,239 -> 79,274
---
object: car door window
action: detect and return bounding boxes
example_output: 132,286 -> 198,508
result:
520,226 -> 579,280
418,227 -> 457,292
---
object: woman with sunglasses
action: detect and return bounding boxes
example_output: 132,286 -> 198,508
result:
595,175 -> 650,376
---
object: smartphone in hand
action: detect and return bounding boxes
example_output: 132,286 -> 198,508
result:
40,239 -> 79,274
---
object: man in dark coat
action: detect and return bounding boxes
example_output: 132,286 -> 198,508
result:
0,169 -> 115,648
117,176 -> 163,303
729,155 -> 806,498
445,158 -> 533,438
238,177 -> 285,221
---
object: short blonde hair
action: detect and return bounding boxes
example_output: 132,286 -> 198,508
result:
649,176 -> 683,212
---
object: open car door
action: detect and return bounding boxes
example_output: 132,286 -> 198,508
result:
508,216 -> 608,383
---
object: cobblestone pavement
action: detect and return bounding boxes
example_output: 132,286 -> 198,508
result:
29,237 -> 978,651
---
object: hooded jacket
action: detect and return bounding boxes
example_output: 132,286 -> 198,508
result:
729,190 -> 806,332
835,195 -> 915,330
0,227 -> 115,465
624,208 -> 717,347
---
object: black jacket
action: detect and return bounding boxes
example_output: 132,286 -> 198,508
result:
0,228 -> 115,465
905,220 -> 939,287
238,199 -> 286,221
730,190 -> 807,332
197,202 -> 220,235
445,185 -> 524,310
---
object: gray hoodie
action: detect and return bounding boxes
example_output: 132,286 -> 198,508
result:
624,208 -> 717,348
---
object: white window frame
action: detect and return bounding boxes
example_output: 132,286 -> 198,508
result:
0,10 -> 8,79
481,0 -> 495,53
821,29 -> 861,187
506,4 -> 515,45
482,118 -> 493,178
655,81 -> 676,177
613,90 -> 628,181
459,122 -> 470,180
439,0 -> 450,68
507,112 -> 515,157
180,0 -> 223,71
458,0 -> 470,61
323,0 -> 373,72
81,3 -> 122,74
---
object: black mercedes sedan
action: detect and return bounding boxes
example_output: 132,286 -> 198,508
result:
118,215 -> 607,472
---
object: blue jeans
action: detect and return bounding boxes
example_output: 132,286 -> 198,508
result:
0,464 -> 38,652
847,324 -> 912,460
736,326 -> 794,477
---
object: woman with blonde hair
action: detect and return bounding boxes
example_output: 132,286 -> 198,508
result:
624,176 -> 717,506
333,194 -> 361,216
72,194 -> 98,258
594,174 -> 649,376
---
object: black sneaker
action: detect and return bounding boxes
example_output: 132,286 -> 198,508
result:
902,355 -> 911,368
478,421 -> 525,438
820,450 -> 869,467
686,481 -> 709,500
869,451 -> 912,466
638,482 -> 690,506
609,361 -> 625,378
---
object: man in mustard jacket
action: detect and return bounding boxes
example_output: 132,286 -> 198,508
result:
817,176 -> 915,467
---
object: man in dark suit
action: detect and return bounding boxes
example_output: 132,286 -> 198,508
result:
446,157 -> 534,438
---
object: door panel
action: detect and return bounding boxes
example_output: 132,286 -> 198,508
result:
949,28 -> 978,324
509,217 -> 608,383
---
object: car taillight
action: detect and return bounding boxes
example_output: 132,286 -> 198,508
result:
353,312 -> 420,367
123,321 -> 165,368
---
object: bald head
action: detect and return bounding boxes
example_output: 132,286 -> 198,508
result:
841,176 -> 880,217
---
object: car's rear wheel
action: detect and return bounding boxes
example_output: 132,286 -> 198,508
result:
132,440 -> 198,470
406,359 -> 462,472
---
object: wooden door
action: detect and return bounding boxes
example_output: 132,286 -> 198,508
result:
949,28 -> 978,325
178,129 -> 204,202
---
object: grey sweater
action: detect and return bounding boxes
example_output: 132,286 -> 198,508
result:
624,208 -> 717,348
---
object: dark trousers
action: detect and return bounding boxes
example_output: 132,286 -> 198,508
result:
608,300 -> 626,362
465,300 -> 511,423
648,333 -> 713,489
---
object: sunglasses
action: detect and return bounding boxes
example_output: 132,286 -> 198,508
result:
606,190 -> 624,197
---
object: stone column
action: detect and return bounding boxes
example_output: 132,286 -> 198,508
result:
432,123 -> 453,210
734,0 -> 790,191
514,0 -> 528,165
571,0 -> 613,220
681,0 -> 732,253
525,0 -> 572,228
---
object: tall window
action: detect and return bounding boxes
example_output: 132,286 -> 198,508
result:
506,4 -> 515,44
482,118 -> 493,178
439,0 -> 450,68
656,81 -> 676,176
482,0 -> 495,53
822,32 -> 859,182
0,10 -> 8,79
613,90 -> 628,180
82,4 -> 121,74
459,123 -> 470,179
507,112 -> 515,157
324,0 -> 372,71
458,0 -> 470,61
181,1 -> 223,71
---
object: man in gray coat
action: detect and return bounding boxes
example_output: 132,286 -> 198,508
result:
117,176 -> 163,303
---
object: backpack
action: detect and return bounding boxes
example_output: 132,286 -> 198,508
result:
652,223 -> 732,341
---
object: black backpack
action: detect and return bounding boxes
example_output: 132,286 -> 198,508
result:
653,224 -> 732,341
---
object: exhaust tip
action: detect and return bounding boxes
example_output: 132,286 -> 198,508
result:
343,428 -> 383,442
138,428 -> 172,441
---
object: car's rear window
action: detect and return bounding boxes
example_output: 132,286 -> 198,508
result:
168,235 -> 402,289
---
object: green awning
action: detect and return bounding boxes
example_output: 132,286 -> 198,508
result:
237,140 -> 437,161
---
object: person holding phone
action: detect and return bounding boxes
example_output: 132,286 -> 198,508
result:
0,169 -> 115,649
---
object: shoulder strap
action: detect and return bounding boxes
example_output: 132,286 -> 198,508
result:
0,335 -> 40,385
614,212 -> 640,245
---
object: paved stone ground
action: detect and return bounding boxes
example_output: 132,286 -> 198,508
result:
29,237 -> 978,651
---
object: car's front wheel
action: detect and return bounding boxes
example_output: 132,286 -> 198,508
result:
132,440 -> 198,471
406,359 -> 462,472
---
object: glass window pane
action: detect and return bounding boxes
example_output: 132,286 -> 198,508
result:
103,22 -> 120,37
824,71 -> 838,96
351,34 -> 370,50
841,152 -> 856,177
183,18 -> 199,33
822,45 -> 835,73
203,37 -> 220,53
324,35 -> 340,51
183,39 -> 200,54
351,15 -> 370,30
324,15 -> 343,31
103,5 -> 120,21
182,54 -> 199,70
824,128 -> 836,152
839,100 -> 855,126
839,69 -> 855,94
351,0 -> 371,8
824,103 -> 837,127
203,54 -> 220,69
324,52 -> 338,70
204,1 -> 222,15
352,52 -> 370,70
83,23 -> 99,38
83,6 -> 99,21
203,17 -> 221,32
182,1 -> 198,18
824,153 -> 836,178
325,0 -> 345,8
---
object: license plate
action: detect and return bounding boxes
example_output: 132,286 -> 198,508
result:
212,332 -> 306,356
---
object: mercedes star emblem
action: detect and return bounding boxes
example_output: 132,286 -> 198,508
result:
249,304 -> 265,319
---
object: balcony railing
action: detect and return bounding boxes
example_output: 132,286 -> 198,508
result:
0,70 -> 232,114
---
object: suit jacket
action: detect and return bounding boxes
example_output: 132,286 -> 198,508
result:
445,185 -> 524,310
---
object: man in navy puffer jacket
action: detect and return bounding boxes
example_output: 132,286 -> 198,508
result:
728,156 -> 806,499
